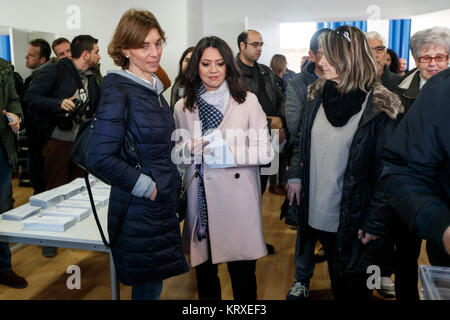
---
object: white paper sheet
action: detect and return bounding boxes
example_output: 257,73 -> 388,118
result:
2,204 -> 41,221
40,207 -> 90,222
203,130 -> 236,169
23,216 -> 76,232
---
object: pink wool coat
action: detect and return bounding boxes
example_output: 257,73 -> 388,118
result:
173,92 -> 274,267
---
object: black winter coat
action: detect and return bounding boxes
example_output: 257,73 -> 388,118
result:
380,68 -> 450,253
380,64 -> 402,92
23,58 -> 100,137
291,79 -> 404,275
393,68 -> 421,116
88,72 -> 189,285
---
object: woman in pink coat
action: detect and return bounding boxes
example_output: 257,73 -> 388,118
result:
173,36 -> 274,300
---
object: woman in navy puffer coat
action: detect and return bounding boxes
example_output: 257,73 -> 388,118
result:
88,9 -> 188,300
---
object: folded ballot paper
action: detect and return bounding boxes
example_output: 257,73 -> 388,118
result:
202,130 -> 236,169
23,215 -> 76,232
40,207 -> 90,222
2,204 -> 41,221
69,193 -> 110,207
92,181 -> 111,191
29,190 -> 65,209
56,199 -> 103,212
52,183 -> 84,200
69,176 -> 98,191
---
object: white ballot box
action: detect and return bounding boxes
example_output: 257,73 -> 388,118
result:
420,265 -> 450,300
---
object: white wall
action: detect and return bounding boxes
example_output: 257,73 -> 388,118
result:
1,0 -> 449,84
0,0 -> 123,77
187,0 -> 204,47
0,0 -> 190,100
202,0 -> 450,67
9,28 -> 29,78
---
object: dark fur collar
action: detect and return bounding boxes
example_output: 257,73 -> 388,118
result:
307,78 -> 404,120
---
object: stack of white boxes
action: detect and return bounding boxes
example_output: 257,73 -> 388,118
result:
1,176 -> 111,232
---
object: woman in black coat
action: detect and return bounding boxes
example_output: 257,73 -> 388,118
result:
88,9 -> 188,300
286,26 -> 403,300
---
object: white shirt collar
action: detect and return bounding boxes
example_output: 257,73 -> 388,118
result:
126,70 -> 157,89
419,75 -> 427,90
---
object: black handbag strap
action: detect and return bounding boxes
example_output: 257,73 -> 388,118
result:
84,171 -> 130,248
84,85 -> 138,249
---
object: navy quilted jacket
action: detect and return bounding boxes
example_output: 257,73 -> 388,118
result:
88,72 -> 188,285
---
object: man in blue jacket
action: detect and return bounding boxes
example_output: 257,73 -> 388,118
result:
23,35 -> 101,258
23,38 -> 52,195
381,68 -> 450,266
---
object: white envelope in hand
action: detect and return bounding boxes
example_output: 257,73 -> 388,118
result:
203,130 -> 236,169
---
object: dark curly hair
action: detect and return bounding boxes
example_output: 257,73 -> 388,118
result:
387,48 -> 400,74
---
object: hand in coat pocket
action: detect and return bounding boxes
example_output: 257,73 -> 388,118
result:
149,186 -> 158,201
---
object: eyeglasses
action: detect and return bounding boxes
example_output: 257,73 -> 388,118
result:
370,46 -> 386,54
245,41 -> 264,48
418,54 -> 449,64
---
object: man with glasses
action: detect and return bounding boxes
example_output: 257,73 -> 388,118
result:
364,31 -> 402,298
389,26 -> 450,300
236,30 -> 285,255
365,31 -> 401,92
236,30 -> 285,140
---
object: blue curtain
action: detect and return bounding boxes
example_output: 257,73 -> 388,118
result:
317,21 -> 367,32
389,19 -> 411,68
0,35 -> 11,62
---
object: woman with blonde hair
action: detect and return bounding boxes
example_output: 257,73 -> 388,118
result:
286,25 -> 403,300
270,54 -> 288,95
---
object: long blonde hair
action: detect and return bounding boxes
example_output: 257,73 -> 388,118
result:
319,25 -> 378,93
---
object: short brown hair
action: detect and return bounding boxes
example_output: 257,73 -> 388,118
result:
320,25 -> 378,93
270,54 -> 287,75
29,38 -> 51,61
108,9 -> 166,69
52,37 -> 70,51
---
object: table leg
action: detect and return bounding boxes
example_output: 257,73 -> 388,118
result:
109,252 -> 120,300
